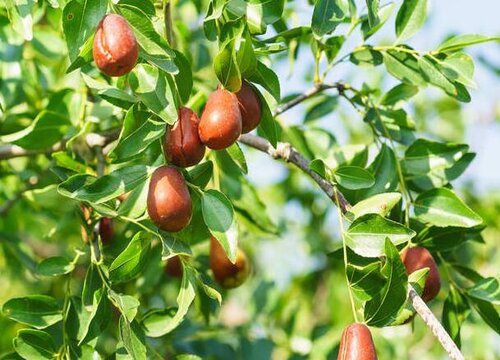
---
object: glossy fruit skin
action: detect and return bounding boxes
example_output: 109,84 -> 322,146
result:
165,256 -> 183,278
147,166 -> 192,232
99,218 -> 114,245
209,237 -> 250,289
164,107 -> 206,167
401,246 -> 441,302
338,323 -> 378,360
93,14 -> 138,77
199,88 -> 242,150
236,81 -> 262,133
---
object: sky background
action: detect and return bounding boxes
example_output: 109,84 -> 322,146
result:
247,0 -> 500,193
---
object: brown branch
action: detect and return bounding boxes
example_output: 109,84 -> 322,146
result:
272,82 -> 348,117
238,133 -> 464,360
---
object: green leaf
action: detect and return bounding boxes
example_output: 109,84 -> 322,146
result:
355,144 -> 398,201
187,162 -> 214,189
361,2 -> 395,40
311,0 -> 350,36
119,317 -> 147,360
2,295 -> 62,329
402,138 -> 474,191
413,188 -> 483,228
79,288 -> 112,344
201,190 -> 234,234
62,0 -> 107,61
129,64 -> 178,124
395,0 -> 427,42
333,166 -> 375,190
4,0 -> 35,41
346,214 -> 415,257
173,50 -> 193,104
82,264 -> 103,308
236,29 -> 258,76
13,329 -> 56,360
346,252 -> 385,301
442,286 -> 470,347
108,290 -> 140,322
348,192 -> 402,220
109,231 -> 151,283
58,165 -> 152,204
437,34 -> 500,53
225,143 -> 248,174
143,267 -> 196,337
36,256 -> 75,276
467,278 -> 500,305
380,83 -> 419,106
248,61 -> 281,102
418,55 -> 458,97
109,112 -> 165,163
255,87 -> 279,148
382,49 -> 426,87
350,46 -> 383,66
467,296 -> 500,335
235,0 -> 285,35
214,41 -> 241,92
390,267 -> 429,325
417,225 -> 484,251
0,111 -> 70,150
365,107 -> 416,145
439,52 -> 476,88
365,0 -> 380,28
66,33 -> 94,73
365,238 -> 408,326
81,74 -> 138,109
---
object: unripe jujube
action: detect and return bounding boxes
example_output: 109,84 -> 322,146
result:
165,255 -> 183,278
147,166 -> 192,232
236,81 -> 262,133
338,323 -> 378,360
93,14 -> 138,77
401,246 -> 441,302
198,88 -> 242,150
164,107 -> 206,167
209,237 -> 250,289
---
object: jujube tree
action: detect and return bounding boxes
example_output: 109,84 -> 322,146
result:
0,0 -> 499,359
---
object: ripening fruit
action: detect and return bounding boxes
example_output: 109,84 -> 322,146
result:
199,88 -> 242,150
338,323 -> 378,360
164,107 -> 206,167
93,14 -> 138,77
165,255 -> 183,278
236,81 -> 262,133
147,166 -> 192,232
401,246 -> 441,302
209,237 -> 250,289
99,218 -> 114,245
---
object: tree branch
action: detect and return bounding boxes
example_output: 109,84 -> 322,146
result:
238,133 -> 464,360
272,82 -> 348,117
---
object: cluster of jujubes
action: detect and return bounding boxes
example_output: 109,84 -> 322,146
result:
91,15 -> 257,287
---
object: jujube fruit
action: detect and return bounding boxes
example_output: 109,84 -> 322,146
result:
209,237 -> 250,289
236,81 -> 262,133
164,107 -> 206,167
147,166 -> 192,232
401,246 -> 441,302
165,255 -> 183,278
93,14 -> 138,77
338,323 -> 378,360
98,217 -> 114,245
198,88 -> 242,150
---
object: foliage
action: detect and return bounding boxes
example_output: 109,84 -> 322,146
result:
0,0 -> 499,359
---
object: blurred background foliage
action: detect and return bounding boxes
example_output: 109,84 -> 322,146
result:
0,0 -> 499,359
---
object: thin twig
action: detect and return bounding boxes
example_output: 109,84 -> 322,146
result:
238,133 -> 464,360
272,83 -> 348,117
164,0 -> 175,48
